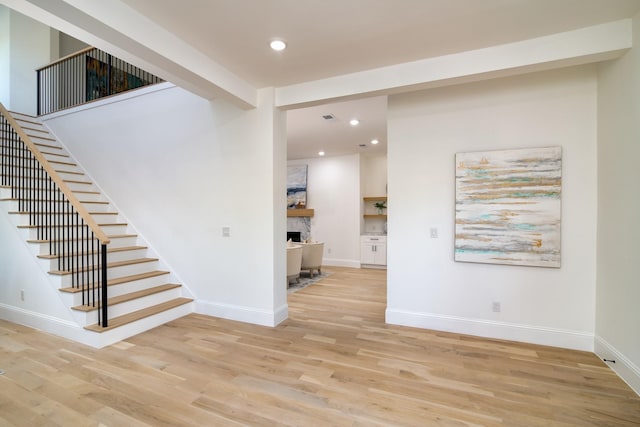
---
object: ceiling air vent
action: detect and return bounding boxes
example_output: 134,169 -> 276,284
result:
322,113 -> 335,121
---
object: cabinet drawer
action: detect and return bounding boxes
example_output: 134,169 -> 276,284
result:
361,235 -> 386,243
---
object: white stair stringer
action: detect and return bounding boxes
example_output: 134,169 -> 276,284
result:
0,111 -> 194,348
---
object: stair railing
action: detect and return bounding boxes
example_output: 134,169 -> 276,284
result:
0,103 -> 111,327
36,46 -> 164,116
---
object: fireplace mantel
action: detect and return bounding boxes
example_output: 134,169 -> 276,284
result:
287,209 -> 314,217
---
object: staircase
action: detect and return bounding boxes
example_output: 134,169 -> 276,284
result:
0,107 -> 193,347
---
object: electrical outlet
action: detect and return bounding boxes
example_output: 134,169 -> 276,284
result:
327,248 -> 332,254
430,227 -> 438,238
222,227 -> 230,237
492,301 -> 501,312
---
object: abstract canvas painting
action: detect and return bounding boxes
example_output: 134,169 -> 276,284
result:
287,165 -> 308,209
455,146 -> 561,268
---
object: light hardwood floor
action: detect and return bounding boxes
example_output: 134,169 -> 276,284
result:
0,267 -> 638,426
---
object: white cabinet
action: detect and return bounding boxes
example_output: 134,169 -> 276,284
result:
361,235 -> 387,267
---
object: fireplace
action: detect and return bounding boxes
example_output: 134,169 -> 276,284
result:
287,231 -> 301,242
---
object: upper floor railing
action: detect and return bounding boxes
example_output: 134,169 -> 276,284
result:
36,47 -> 163,116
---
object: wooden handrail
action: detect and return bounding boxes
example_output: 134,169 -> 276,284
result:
36,46 -> 95,72
0,103 -> 110,245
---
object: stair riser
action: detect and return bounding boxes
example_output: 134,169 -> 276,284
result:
54,260 -> 160,287
72,288 -> 183,325
106,273 -> 173,298
21,224 -> 128,240
0,161 -> 79,176
0,188 -> 103,202
8,211 -> 120,225
28,235 -> 139,257
58,274 -> 172,307
0,177 -> 94,192
80,203 -> 113,213
42,247 -> 147,271
65,181 -> 96,192
48,162 -> 79,173
72,192 -> 104,203
55,170 -> 86,180
102,235 -> 139,249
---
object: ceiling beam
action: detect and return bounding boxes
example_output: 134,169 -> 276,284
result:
275,19 -> 633,109
1,0 -> 258,109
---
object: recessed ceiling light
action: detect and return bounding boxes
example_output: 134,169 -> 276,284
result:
318,151 -> 325,156
270,40 -> 287,51
371,139 -> 379,145
349,119 -> 360,126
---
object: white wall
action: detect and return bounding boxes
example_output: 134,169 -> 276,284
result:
595,11 -> 640,393
387,65 -> 598,351
59,32 -> 88,57
0,200 -> 78,328
5,9 -> 52,115
44,84 -> 288,326
288,154 -> 361,267
0,6 -> 9,108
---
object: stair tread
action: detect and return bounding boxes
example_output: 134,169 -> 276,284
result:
49,257 -> 158,275
48,159 -> 77,166
12,199 -> 107,206
19,220 -> 121,229
84,298 -> 193,332
34,142 -> 63,150
10,211 -> 116,215
0,185 -> 101,194
0,177 -> 92,186
38,245 -> 145,259
59,270 -> 170,293
72,283 -> 182,312
26,134 -> 56,142
40,150 -> 69,157
0,168 -> 85,176
20,126 -> 49,134
27,233 -> 137,244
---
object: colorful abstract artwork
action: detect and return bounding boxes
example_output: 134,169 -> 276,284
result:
86,57 -> 109,101
287,165 -> 308,209
455,146 -> 562,268
86,57 -> 145,102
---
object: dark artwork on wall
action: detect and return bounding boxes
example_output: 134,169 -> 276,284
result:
86,57 -> 145,102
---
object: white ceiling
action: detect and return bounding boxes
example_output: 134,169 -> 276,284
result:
20,0 -> 640,160
287,96 -> 388,160
120,0 -> 640,88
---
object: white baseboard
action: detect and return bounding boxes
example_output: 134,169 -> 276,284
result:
0,303 -> 88,344
386,308 -> 594,352
196,300 -> 287,327
595,335 -> 640,396
323,258 -> 361,268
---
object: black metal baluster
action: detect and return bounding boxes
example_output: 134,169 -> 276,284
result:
66,200 -> 71,284
91,232 -> 96,309
101,244 -> 108,327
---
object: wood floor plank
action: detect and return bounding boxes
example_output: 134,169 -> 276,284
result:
0,266 -> 638,426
